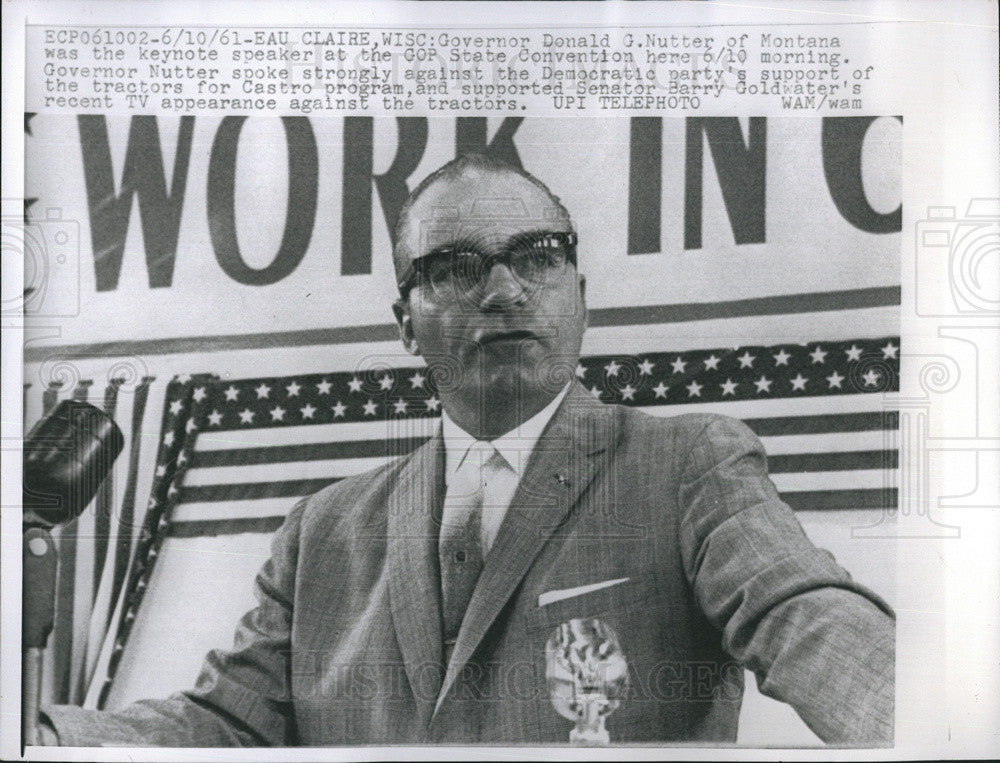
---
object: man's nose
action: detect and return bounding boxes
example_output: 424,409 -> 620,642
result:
478,261 -> 527,310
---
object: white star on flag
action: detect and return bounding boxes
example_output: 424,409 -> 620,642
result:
575,363 -> 587,379
316,379 -> 332,395
393,399 -> 408,414
862,369 -> 882,387
163,431 -> 175,445
790,374 -> 808,391
155,465 -> 167,477
224,385 -> 240,401
177,451 -> 187,465
192,387 -> 206,402
686,380 -> 703,398
604,360 -> 621,377
176,374 -> 192,384
754,375 -> 772,393
845,344 -> 863,361
332,401 -> 347,417
207,410 -> 223,426
270,406 -> 286,422
424,396 -> 441,411
720,378 -> 738,396
238,409 -> 254,424
409,371 -> 426,388
589,386 -> 602,398
286,381 -> 301,397
671,357 -> 687,374
300,404 -> 316,419
620,384 -> 636,400
185,418 -> 197,433
348,377 -> 363,393
881,341 -> 898,359
363,400 -> 378,416
826,371 -> 844,389
169,399 -> 183,415
737,351 -> 755,368
255,383 -> 271,399
809,346 -> 828,364
379,374 -> 394,391
773,349 -> 791,366
638,359 -> 655,375
704,355 -> 720,370
652,381 -> 669,398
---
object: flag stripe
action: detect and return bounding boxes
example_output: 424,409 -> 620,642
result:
759,430 -> 895,455
782,489 -> 896,512
182,456 -> 390,486
167,516 -> 287,538
163,487 -> 900,539
768,450 -> 898,473
172,497 -> 302,523
179,478 -> 343,503
189,417 -> 894,469
190,437 -> 430,467
183,445 -> 895,490
107,376 -> 153,630
177,466 -> 892,504
773,469 -> 891,492
745,411 -> 897,436
93,382 -> 119,604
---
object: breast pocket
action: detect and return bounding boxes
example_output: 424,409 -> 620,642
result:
525,577 -> 652,633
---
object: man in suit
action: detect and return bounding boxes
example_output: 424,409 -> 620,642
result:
40,154 -> 894,746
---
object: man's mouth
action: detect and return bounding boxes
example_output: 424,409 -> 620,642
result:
477,329 -> 538,346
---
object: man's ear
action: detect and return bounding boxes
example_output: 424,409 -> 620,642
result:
392,298 -> 420,356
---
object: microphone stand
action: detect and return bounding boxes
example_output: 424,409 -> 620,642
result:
22,524 -> 58,749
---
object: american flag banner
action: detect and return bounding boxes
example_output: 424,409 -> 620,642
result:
23,369 -> 162,708
164,335 -> 899,539
91,334 -> 900,703
91,375 -> 218,709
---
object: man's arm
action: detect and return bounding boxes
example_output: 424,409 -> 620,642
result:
677,415 -> 894,745
39,498 -> 308,747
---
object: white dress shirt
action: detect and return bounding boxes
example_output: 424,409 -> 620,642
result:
440,383 -> 572,555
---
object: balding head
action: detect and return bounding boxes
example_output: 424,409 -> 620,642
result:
392,154 -> 573,292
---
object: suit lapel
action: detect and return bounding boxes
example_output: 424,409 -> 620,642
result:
386,431 -> 445,727
432,384 -> 619,717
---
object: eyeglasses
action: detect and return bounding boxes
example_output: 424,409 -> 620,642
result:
397,230 -> 577,300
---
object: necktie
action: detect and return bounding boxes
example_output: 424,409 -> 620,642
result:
439,445 -> 506,663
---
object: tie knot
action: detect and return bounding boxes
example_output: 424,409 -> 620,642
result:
454,442 -> 509,491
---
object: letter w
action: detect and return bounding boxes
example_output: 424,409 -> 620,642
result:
78,116 -> 194,290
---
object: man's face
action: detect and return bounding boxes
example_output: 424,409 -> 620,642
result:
393,167 -> 587,416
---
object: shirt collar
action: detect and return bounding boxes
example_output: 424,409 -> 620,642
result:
440,382 -> 572,481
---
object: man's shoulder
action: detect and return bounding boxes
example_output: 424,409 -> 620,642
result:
613,403 -> 757,445
294,442 -> 426,529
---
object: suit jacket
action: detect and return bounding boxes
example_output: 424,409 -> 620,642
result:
44,383 -> 894,746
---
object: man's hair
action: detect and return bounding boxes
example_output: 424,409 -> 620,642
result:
392,153 -> 572,267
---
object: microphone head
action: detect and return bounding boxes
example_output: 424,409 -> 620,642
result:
23,400 -> 124,528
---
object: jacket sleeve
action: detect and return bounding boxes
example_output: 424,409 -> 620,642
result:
41,498 -> 309,747
677,415 -> 894,745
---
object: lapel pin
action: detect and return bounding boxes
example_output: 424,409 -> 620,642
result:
554,473 -> 570,487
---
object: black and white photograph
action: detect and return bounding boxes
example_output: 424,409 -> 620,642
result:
2,0 -> 997,759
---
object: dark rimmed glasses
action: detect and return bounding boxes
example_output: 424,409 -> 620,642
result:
397,230 -> 578,300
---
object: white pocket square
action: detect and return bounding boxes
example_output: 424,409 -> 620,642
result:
537,577 -> 630,607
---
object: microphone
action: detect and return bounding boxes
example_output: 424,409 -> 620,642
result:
23,399 -> 124,529
21,399 -> 123,747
